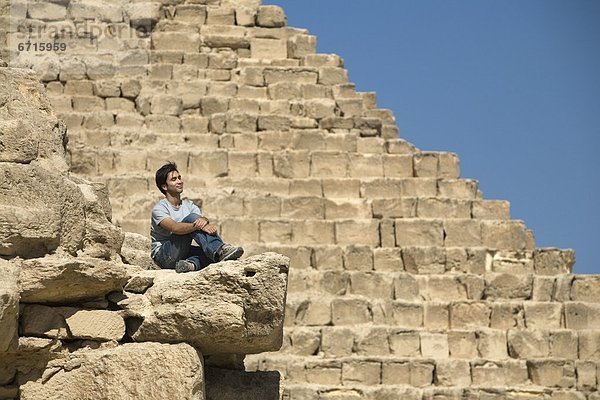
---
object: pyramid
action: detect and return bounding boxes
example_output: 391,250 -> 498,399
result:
3,0 -> 599,398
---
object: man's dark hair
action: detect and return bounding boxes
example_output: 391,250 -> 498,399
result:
155,162 -> 178,195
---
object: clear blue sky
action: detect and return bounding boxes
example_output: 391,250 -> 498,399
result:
267,0 -> 600,274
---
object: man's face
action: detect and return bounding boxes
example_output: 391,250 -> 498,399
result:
163,170 -> 183,195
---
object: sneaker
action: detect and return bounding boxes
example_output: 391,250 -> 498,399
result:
216,244 -> 244,262
175,259 -> 196,273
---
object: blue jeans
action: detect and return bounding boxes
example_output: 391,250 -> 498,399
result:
153,213 -> 224,271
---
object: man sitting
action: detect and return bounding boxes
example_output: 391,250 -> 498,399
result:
150,162 -> 243,273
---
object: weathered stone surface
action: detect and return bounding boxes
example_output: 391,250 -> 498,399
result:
205,368 -> 280,400
17,256 -> 129,303
0,262 -> 19,352
19,343 -> 204,400
119,253 -> 289,355
120,232 -> 158,270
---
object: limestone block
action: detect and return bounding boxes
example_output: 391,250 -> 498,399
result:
443,219 -> 482,247
293,130 -> 327,150
360,178 -> 403,198
554,275 -> 575,302
19,343 -> 203,400
292,220 -> 334,245
529,360 -> 576,388
481,220 -> 535,250
332,298 -> 370,325
524,302 -> 563,329
0,263 -> 19,353
321,327 -> 354,357
335,220 -> 380,246
350,273 -> 393,299
576,361 -> 598,390
240,67 -> 265,86
450,302 -> 490,329
260,221 -> 292,243
343,245 -> 374,271
264,67 -> 318,85
220,218 -> 259,243
373,248 -> 403,272
383,154 -> 414,177
508,329 -> 550,358
391,302 -> 423,328
256,5 -> 286,27
396,219 -> 444,247
484,273 -> 533,300
318,67 -> 348,85
288,327 -> 320,356
342,361 -> 381,385
448,331 -> 478,359
244,197 -> 281,218
389,330 -> 420,356
324,199 -> 371,219
288,34 -> 317,59
381,362 -> 410,385
21,305 -> 125,341
479,330 -> 509,359
413,152 -> 438,177
251,38 -> 288,59
188,151 -> 228,177
490,303 -> 523,329
125,2 -> 162,28
323,178 -> 360,198
420,332 -> 449,358
471,361 -> 510,386
337,99 -> 364,117
424,302 -> 449,329
570,276 -> 600,303
579,330 -> 600,360
491,250 -> 534,274
19,256 -> 128,303
357,137 -> 385,153
313,246 -> 344,271
418,198 -> 471,219
121,79 -> 141,99
302,54 -> 343,68
305,362 -> 341,385
273,151 -> 311,178
72,96 -> 105,112
303,99 -> 336,119
472,200 -> 510,220
122,253 -> 288,354
534,248 -> 576,275
435,360 -> 471,386
281,197 -> 324,219
372,198 -> 416,219
258,115 -> 292,131
268,81 -> 302,100
402,246 -> 446,274
421,276 -> 468,301
153,32 -> 200,52
348,154 -> 383,178
438,152 -> 460,178
564,302 -> 600,329
409,362 -> 435,387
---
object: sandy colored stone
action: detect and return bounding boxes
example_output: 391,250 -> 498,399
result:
0,262 -> 19,352
19,343 -> 204,400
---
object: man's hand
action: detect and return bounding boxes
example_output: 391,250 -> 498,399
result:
193,217 -> 217,235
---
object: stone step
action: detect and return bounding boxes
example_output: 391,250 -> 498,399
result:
287,270 -> 595,304
273,326 -> 599,361
68,148 -> 460,180
277,383 -> 595,399
246,355 -> 598,392
117,216 -> 533,250
283,293 -> 600,330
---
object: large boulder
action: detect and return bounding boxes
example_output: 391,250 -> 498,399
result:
19,342 -> 204,400
117,253 -> 289,355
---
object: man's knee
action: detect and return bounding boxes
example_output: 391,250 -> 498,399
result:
181,213 -> 200,223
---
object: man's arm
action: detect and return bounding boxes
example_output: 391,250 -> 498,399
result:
159,218 -> 199,235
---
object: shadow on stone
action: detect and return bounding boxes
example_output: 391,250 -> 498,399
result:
205,368 -> 281,400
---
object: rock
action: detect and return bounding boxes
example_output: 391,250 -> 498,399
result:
18,255 -> 130,303
121,253 -> 289,355
19,343 -> 204,400
120,232 -> 158,270
0,262 -> 19,352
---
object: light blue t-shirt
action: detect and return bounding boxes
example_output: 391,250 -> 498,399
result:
150,198 -> 201,258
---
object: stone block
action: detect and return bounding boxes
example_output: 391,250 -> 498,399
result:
435,360 -> 471,386
321,327 -> 354,357
381,362 -> 410,385
571,276 -> 600,302
450,302 -> 490,329
564,302 -> 600,329
313,246 -> 344,271
256,5 -> 286,27
289,296 -> 331,326
472,200 -> 510,220
72,96 -> 105,112
337,99 -> 364,116
289,179 -> 322,197
420,332 -> 449,358
226,113 -> 257,133
357,137 -> 385,153
281,197 -> 324,219
324,199 -> 371,219
507,329 -> 550,358
534,248 -> 576,275
288,327 -> 320,356
293,130 -> 327,150
335,220 -> 380,246
484,273 -> 533,300
391,302 -> 423,328
529,360 -> 576,388
575,361 -> 597,390
355,326 -> 390,356
260,220 -> 292,243
360,178 -> 403,198
318,67 -> 348,85
350,272 -> 393,299
343,245 -> 374,271
437,179 -> 478,199
292,220 -> 334,245
438,152 -> 460,178
372,198 -> 416,219
549,330 -> 578,359
524,302 -> 563,329
332,298 -> 371,325
448,331 -> 478,359
206,7 -> 235,25
424,302 -> 449,329
478,329 -> 509,359
264,68 -> 318,85
579,330 -> 600,360
413,152 -> 438,177
481,220 -> 535,250
410,362 -> 435,387
348,154 -> 383,178
220,218 -> 259,243
273,151 -> 311,178
188,151 -> 228,177
402,246 -> 446,274
388,330 -> 421,357
244,197 -> 281,218
0,263 -> 19,352
443,219 -> 482,247
373,248 -> 403,272
288,34 -> 317,59
490,303 -> 524,329
153,32 -> 200,52
251,38 -> 288,59
418,198 -> 471,219
382,154 -> 414,177
342,361 -> 381,385
258,115 -> 292,131
395,219 -> 444,246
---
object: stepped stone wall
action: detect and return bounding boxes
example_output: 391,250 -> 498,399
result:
2,0 -> 600,399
